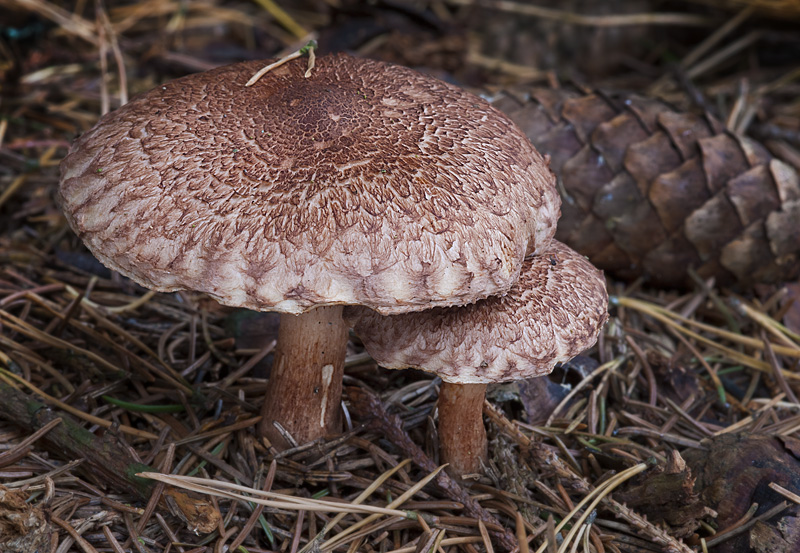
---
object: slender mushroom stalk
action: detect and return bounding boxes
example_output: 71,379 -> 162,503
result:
346,241 -> 609,477
260,306 -> 348,447
438,382 -> 488,475
57,53 -> 560,448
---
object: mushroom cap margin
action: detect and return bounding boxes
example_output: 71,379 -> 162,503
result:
345,240 -> 609,383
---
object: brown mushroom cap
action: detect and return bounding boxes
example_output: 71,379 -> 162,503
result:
58,53 -> 559,315
345,240 -> 608,383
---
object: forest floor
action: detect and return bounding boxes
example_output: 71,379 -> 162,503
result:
2,1 -> 800,552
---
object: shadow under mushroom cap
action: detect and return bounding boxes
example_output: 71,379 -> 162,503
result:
58,54 -> 559,315
345,240 -> 609,384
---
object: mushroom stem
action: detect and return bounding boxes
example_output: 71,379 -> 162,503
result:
259,305 -> 348,448
438,382 -> 488,476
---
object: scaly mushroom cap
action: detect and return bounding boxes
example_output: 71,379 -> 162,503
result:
58,54 -> 559,315
345,240 -> 608,383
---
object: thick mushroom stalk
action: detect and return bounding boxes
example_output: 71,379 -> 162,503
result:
438,382 -> 488,475
260,306 -> 348,448
346,240 -> 609,477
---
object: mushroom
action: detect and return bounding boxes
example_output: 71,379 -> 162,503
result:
57,53 -> 560,448
345,240 -> 608,475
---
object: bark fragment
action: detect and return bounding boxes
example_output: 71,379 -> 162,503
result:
0,485 -> 50,553
684,433 -> 800,553
615,450 -> 714,538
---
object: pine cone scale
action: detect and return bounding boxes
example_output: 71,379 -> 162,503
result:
649,158 -> 711,234
624,132 -> 682,196
698,134 -> 750,193
493,87 -> 800,287
561,145 -> 615,212
685,193 -> 744,261
592,113 -> 650,173
560,94 -> 618,143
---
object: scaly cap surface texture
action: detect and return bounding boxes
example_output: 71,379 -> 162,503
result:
346,240 -> 608,383
59,54 -> 559,314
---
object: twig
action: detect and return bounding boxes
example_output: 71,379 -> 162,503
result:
547,357 -> 625,426
545,463 -> 651,553
485,402 -> 694,553
52,514 -> 101,553
612,296 -> 800,378
139,472 -> 413,516
0,418 -> 61,468
301,459 -> 414,551
251,0 -> 308,39
347,387 -> 519,552
9,0 -> 98,45
227,460 -> 277,552
0,175 -> 28,211
96,0 -> 128,106
648,6 -> 755,95
0,369 -> 157,440
0,376 -> 154,495
443,0 -> 713,26
245,40 -> 318,86
686,30 -> 763,81
704,501 -> 789,548
385,536 -> 484,553
769,482 -> 800,506
316,466 -> 440,551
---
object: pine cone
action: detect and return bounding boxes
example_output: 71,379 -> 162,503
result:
492,88 -> 800,289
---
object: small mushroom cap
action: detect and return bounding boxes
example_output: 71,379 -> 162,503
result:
58,54 -> 559,315
345,240 -> 608,383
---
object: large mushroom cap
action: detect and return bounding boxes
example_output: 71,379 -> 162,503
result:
58,53 -> 559,315
345,240 -> 608,383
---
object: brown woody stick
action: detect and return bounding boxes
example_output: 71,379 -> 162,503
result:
0,377 -> 219,532
0,376 -> 154,498
347,386 -> 518,552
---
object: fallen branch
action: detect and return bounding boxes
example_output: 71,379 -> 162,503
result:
0,376 -> 219,532
347,386 -> 518,552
